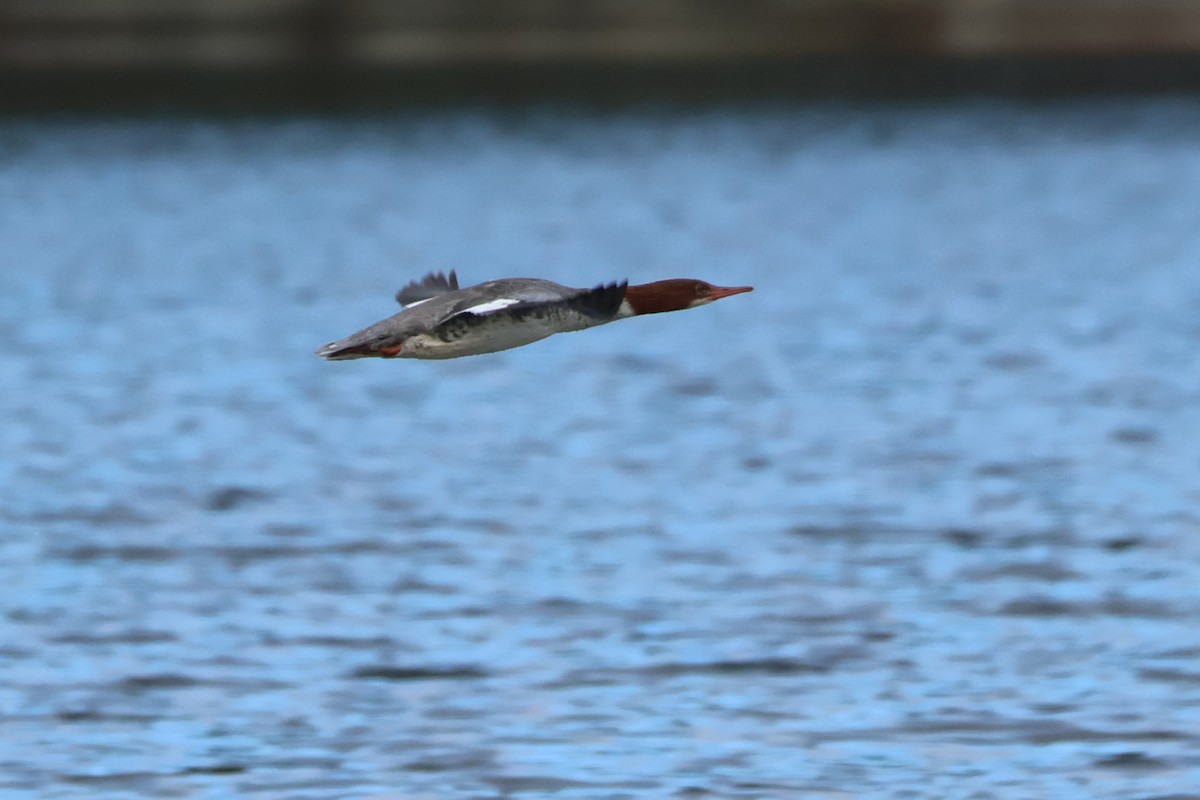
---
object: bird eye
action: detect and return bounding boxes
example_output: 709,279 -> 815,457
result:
695,284 -> 710,297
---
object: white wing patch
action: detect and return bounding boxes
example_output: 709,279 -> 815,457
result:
462,298 -> 522,315
403,296 -> 435,308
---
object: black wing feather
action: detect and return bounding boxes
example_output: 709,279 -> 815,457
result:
567,280 -> 628,319
395,270 -> 460,306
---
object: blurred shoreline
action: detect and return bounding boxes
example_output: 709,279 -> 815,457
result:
4,0 -> 1200,112
7,55 -> 1200,114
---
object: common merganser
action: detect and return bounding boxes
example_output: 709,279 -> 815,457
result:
315,271 -> 753,360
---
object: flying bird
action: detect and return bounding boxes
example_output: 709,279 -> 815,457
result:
315,271 -> 753,360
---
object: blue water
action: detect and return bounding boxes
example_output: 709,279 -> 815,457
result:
3,99 -> 1200,798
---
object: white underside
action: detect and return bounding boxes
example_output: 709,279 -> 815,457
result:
399,316 -> 577,359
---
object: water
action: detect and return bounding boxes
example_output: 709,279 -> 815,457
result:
2,99 -> 1200,798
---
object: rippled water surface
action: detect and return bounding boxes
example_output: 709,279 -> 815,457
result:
3,99 -> 1200,798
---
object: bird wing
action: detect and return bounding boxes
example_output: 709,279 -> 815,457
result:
441,281 -> 627,327
395,270 -> 461,307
